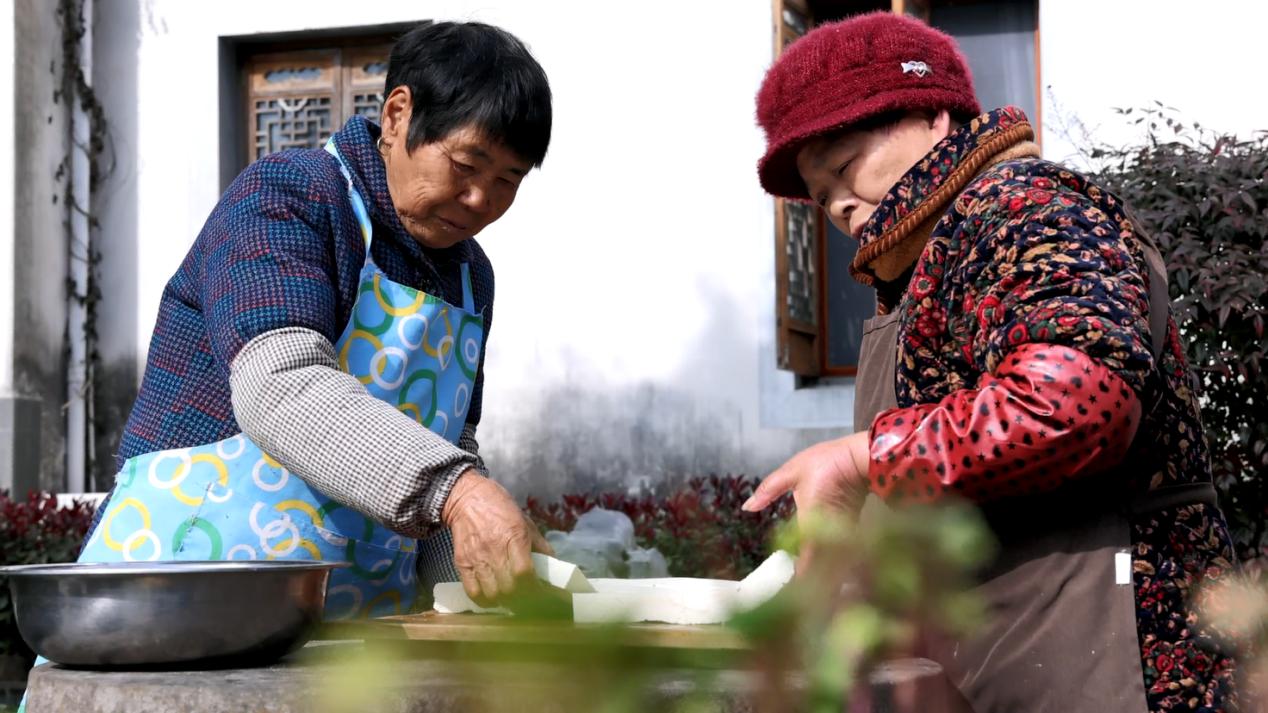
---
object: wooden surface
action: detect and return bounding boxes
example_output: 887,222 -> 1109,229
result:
321,611 -> 750,651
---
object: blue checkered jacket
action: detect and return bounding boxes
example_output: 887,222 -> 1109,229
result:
117,116 -> 494,470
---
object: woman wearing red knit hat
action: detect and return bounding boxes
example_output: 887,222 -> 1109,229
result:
743,11 -> 1240,713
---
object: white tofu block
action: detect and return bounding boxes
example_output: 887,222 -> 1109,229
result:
572,589 -> 736,625
432,553 -> 593,614
573,552 -> 796,625
736,550 -> 796,609
432,551 -> 795,626
532,552 -> 596,593
432,582 -> 508,614
588,577 -> 740,594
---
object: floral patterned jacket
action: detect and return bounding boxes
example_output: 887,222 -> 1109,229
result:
857,106 -> 1239,712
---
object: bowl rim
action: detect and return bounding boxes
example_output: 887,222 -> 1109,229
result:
0,560 -> 351,577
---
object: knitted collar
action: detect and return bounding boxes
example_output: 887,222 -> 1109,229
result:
850,106 -> 1037,287
330,116 -> 472,265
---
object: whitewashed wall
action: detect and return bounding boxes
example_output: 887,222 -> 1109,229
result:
83,0 -> 1268,497
91,0 -> 841,496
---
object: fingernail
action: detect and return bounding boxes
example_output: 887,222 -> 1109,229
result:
742,497 -> 756,511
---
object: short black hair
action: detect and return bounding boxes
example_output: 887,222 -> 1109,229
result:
386,21 -> 552,167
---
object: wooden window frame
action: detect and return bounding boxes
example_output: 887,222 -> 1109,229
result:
243,40 -> 395,166
772,0 -> 825,377
219,24 -> 414,186
770,0 -> 1041,378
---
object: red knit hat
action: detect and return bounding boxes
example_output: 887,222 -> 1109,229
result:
756,12 -> 981,200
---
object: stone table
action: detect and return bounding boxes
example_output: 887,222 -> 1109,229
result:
23,641 -> 968,713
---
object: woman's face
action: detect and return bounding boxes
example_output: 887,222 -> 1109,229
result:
379,86 -> 532,249
795,111 -> 952,240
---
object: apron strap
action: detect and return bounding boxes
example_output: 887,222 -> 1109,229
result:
459,263 -> 475,313
323,138 -> 375,254
1123,207 -> 1177,429
1127,481 -> 1218,515
1121,208 -> 1221,511
1120,204 -> 1169,362
1137,226 -> 1169,362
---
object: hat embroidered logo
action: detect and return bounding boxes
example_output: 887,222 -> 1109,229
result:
901,61 -> 931,77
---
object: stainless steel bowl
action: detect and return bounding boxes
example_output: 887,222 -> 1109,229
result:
0,560 -> 348,668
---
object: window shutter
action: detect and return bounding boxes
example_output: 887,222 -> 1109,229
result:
772,0 -> 822,376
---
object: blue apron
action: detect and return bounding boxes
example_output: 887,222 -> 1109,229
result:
74,138 -> 483,620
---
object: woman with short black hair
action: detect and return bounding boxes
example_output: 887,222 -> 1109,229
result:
80,20 -> 553,617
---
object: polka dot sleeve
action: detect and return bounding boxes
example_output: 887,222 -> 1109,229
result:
867,343 -> 1142,503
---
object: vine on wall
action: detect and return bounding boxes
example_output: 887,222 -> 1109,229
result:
53,0 -> 112,489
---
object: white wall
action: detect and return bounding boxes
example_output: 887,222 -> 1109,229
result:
94,0 -> 840,495
0,3 -> 14,397
82,0 -> 1268,495
1040,0 -> 1268,166
86,0 -> 1268,496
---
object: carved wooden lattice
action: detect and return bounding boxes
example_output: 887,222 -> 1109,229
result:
347,48 -> 390,122
784,201 -> 818,325
253,96 -> 335,157
247,44 -> 391,162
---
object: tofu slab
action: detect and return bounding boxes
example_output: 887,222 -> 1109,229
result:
432,550 -> 796,625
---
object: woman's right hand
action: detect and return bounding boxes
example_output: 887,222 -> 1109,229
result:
441,470 -> 553,606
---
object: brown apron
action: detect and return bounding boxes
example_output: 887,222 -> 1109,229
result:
852,233 -> 1217,713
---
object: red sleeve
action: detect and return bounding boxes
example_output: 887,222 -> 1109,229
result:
867,343 -> 1142,504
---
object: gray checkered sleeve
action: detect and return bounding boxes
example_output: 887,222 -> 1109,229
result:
228,327 -> 478,537
457,423 -> 488,476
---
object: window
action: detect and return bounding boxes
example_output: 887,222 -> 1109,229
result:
771,0 -> 1040,378
246,45 -> 391,162
220,26 -> 413,184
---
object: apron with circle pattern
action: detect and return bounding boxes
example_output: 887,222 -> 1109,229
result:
76,137 -> 483,621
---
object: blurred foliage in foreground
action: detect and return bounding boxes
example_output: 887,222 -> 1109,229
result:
316,498 -> 994,713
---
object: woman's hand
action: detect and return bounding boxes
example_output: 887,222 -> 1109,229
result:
744,432 -> 871,572
744,432 -> 871,516
442,470 -> 553,606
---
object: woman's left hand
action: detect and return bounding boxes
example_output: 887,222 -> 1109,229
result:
744,432 -> 871,573
743,431 -> 871,516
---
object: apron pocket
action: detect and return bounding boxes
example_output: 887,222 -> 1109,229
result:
303,523 -> 419,620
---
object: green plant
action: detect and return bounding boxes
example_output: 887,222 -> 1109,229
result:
731,501 -> 994,712
525,474 -> 795,579
1086,106 -> 1268,559
527,480 -> 994,710
318,497 -> 992,713
55,0 -> 114,489
0,491 -> 96,659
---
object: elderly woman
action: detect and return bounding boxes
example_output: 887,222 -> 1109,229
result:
744,12 -> 1239,713
78,21 -> 551,616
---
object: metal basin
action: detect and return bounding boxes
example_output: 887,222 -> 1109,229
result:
0,560 -> 348,668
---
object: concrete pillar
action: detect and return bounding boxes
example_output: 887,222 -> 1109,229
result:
1,0 -> 73,495
0,0 -> 43,497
